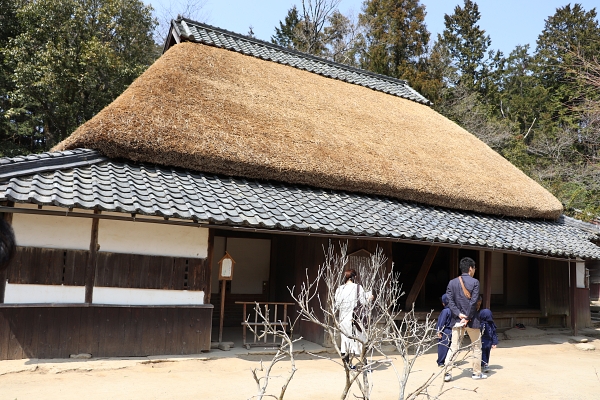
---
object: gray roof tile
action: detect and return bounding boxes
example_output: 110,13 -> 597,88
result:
2,151 -> 600,259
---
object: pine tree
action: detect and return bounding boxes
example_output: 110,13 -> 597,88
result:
440,0 -> 492,95
359,0 -> 429,78
534,3 -> 600,132
271,6 -> 302,49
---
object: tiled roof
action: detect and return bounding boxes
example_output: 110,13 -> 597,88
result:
169,19 -> 430,105
0,148 -> 107,180
1,150 -> 599,260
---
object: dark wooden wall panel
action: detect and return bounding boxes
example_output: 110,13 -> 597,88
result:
94,252 -> 208,291
591,283 -> 600,301
539,259 -> 569,317
574,288 -> 591,328
7,247 -> 87,286
7,248 -> 209,292
0,305 -> 213,360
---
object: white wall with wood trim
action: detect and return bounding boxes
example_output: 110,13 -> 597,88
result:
4,283 -> 85,304
93,287 -> 204,305
98,219 -> 208,258
12,205 -> 93,250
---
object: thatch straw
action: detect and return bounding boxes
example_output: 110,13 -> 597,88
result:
54,42 -> 563,219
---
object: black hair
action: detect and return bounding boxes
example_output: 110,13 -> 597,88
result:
459,257 -> 476,274
343,269 -> 357,283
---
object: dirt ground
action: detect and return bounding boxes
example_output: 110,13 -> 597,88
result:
1,333 -> 600,400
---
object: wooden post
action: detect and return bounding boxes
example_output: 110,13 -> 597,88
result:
570,261 -> 578,335
483,251 -> 492,309
0,201 -> 14,303
219,279 -> 226,343
405,246 -> 439,310
84,210 -> 101,304
205,229 -> 214,304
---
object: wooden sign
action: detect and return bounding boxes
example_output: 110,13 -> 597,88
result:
218,252 -> 235,281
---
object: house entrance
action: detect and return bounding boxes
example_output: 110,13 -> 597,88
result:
210,234 -> 272,328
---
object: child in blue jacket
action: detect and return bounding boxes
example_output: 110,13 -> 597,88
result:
436,294 -> 452,367
479,308 -> 499,373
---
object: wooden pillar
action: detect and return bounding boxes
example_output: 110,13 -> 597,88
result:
0,201 -> 14,303
483,251 -> 492,309
206,229 -> 214,304
405,246 -> 439,310
449,248 -> 458,279
84,210 -> 101,304
569,261 -> 578,335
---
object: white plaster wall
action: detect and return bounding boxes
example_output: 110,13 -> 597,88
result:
92,287 -> 204,305
4,283 -> 85,304
576,262 -> 585,288
211,237 -> 271,295
491,252 -> 504,295
228,238 -> 271,294
98,220 -> 208,258
12,210 -> 93,250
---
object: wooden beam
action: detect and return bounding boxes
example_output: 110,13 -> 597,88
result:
0,201 -> 14,303
84,210 -> 101,304
483,251 -> 492,309
405,246 -> 439,310
570,261 -> 578,335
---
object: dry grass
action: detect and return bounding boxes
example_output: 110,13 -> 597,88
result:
54,42 -> 563,219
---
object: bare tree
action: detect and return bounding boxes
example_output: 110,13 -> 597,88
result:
246,306 -> 301,400
290,242 -> 447,400
153,0 -> 209,45
323,10 -> 364,65
296,0 -> 342,55
247,242 -> 479,399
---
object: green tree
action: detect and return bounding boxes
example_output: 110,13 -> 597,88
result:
271,5 -> 302,49
440,0 -> 496,96
534,3 -> 600,132
1,0 -> 157,155
359,0 -> 429,81
0,0 -> 27,156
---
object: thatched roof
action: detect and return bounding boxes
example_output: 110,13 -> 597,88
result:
54,28 -> 563,220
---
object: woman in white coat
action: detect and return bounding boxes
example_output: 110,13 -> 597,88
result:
334,269 -> 371,368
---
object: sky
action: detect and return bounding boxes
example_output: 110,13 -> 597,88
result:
148,0 -> 600,55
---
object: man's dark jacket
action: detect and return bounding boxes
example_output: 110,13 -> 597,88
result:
446,273 -> 480,328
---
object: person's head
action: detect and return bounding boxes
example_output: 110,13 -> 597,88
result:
343,269 -> 357,283
459,257 -> 476,276
479,309 -> 493,322
476,295 -> 483,311
441,294 -> 449,307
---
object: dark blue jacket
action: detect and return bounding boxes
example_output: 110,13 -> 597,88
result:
446,273 -> 480,328
436,294 -> 452,334
479,309 -> 499,347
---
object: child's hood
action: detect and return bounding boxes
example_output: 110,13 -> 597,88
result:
442,294 -> 449,307
479,309 -> 493,322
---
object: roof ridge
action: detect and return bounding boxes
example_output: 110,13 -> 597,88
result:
0,149 -> 107,180
171,18 -> 431,105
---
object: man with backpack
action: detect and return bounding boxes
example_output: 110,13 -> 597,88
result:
444,257 -> 486,381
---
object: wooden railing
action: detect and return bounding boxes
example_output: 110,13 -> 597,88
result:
236,301 -> 295,349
